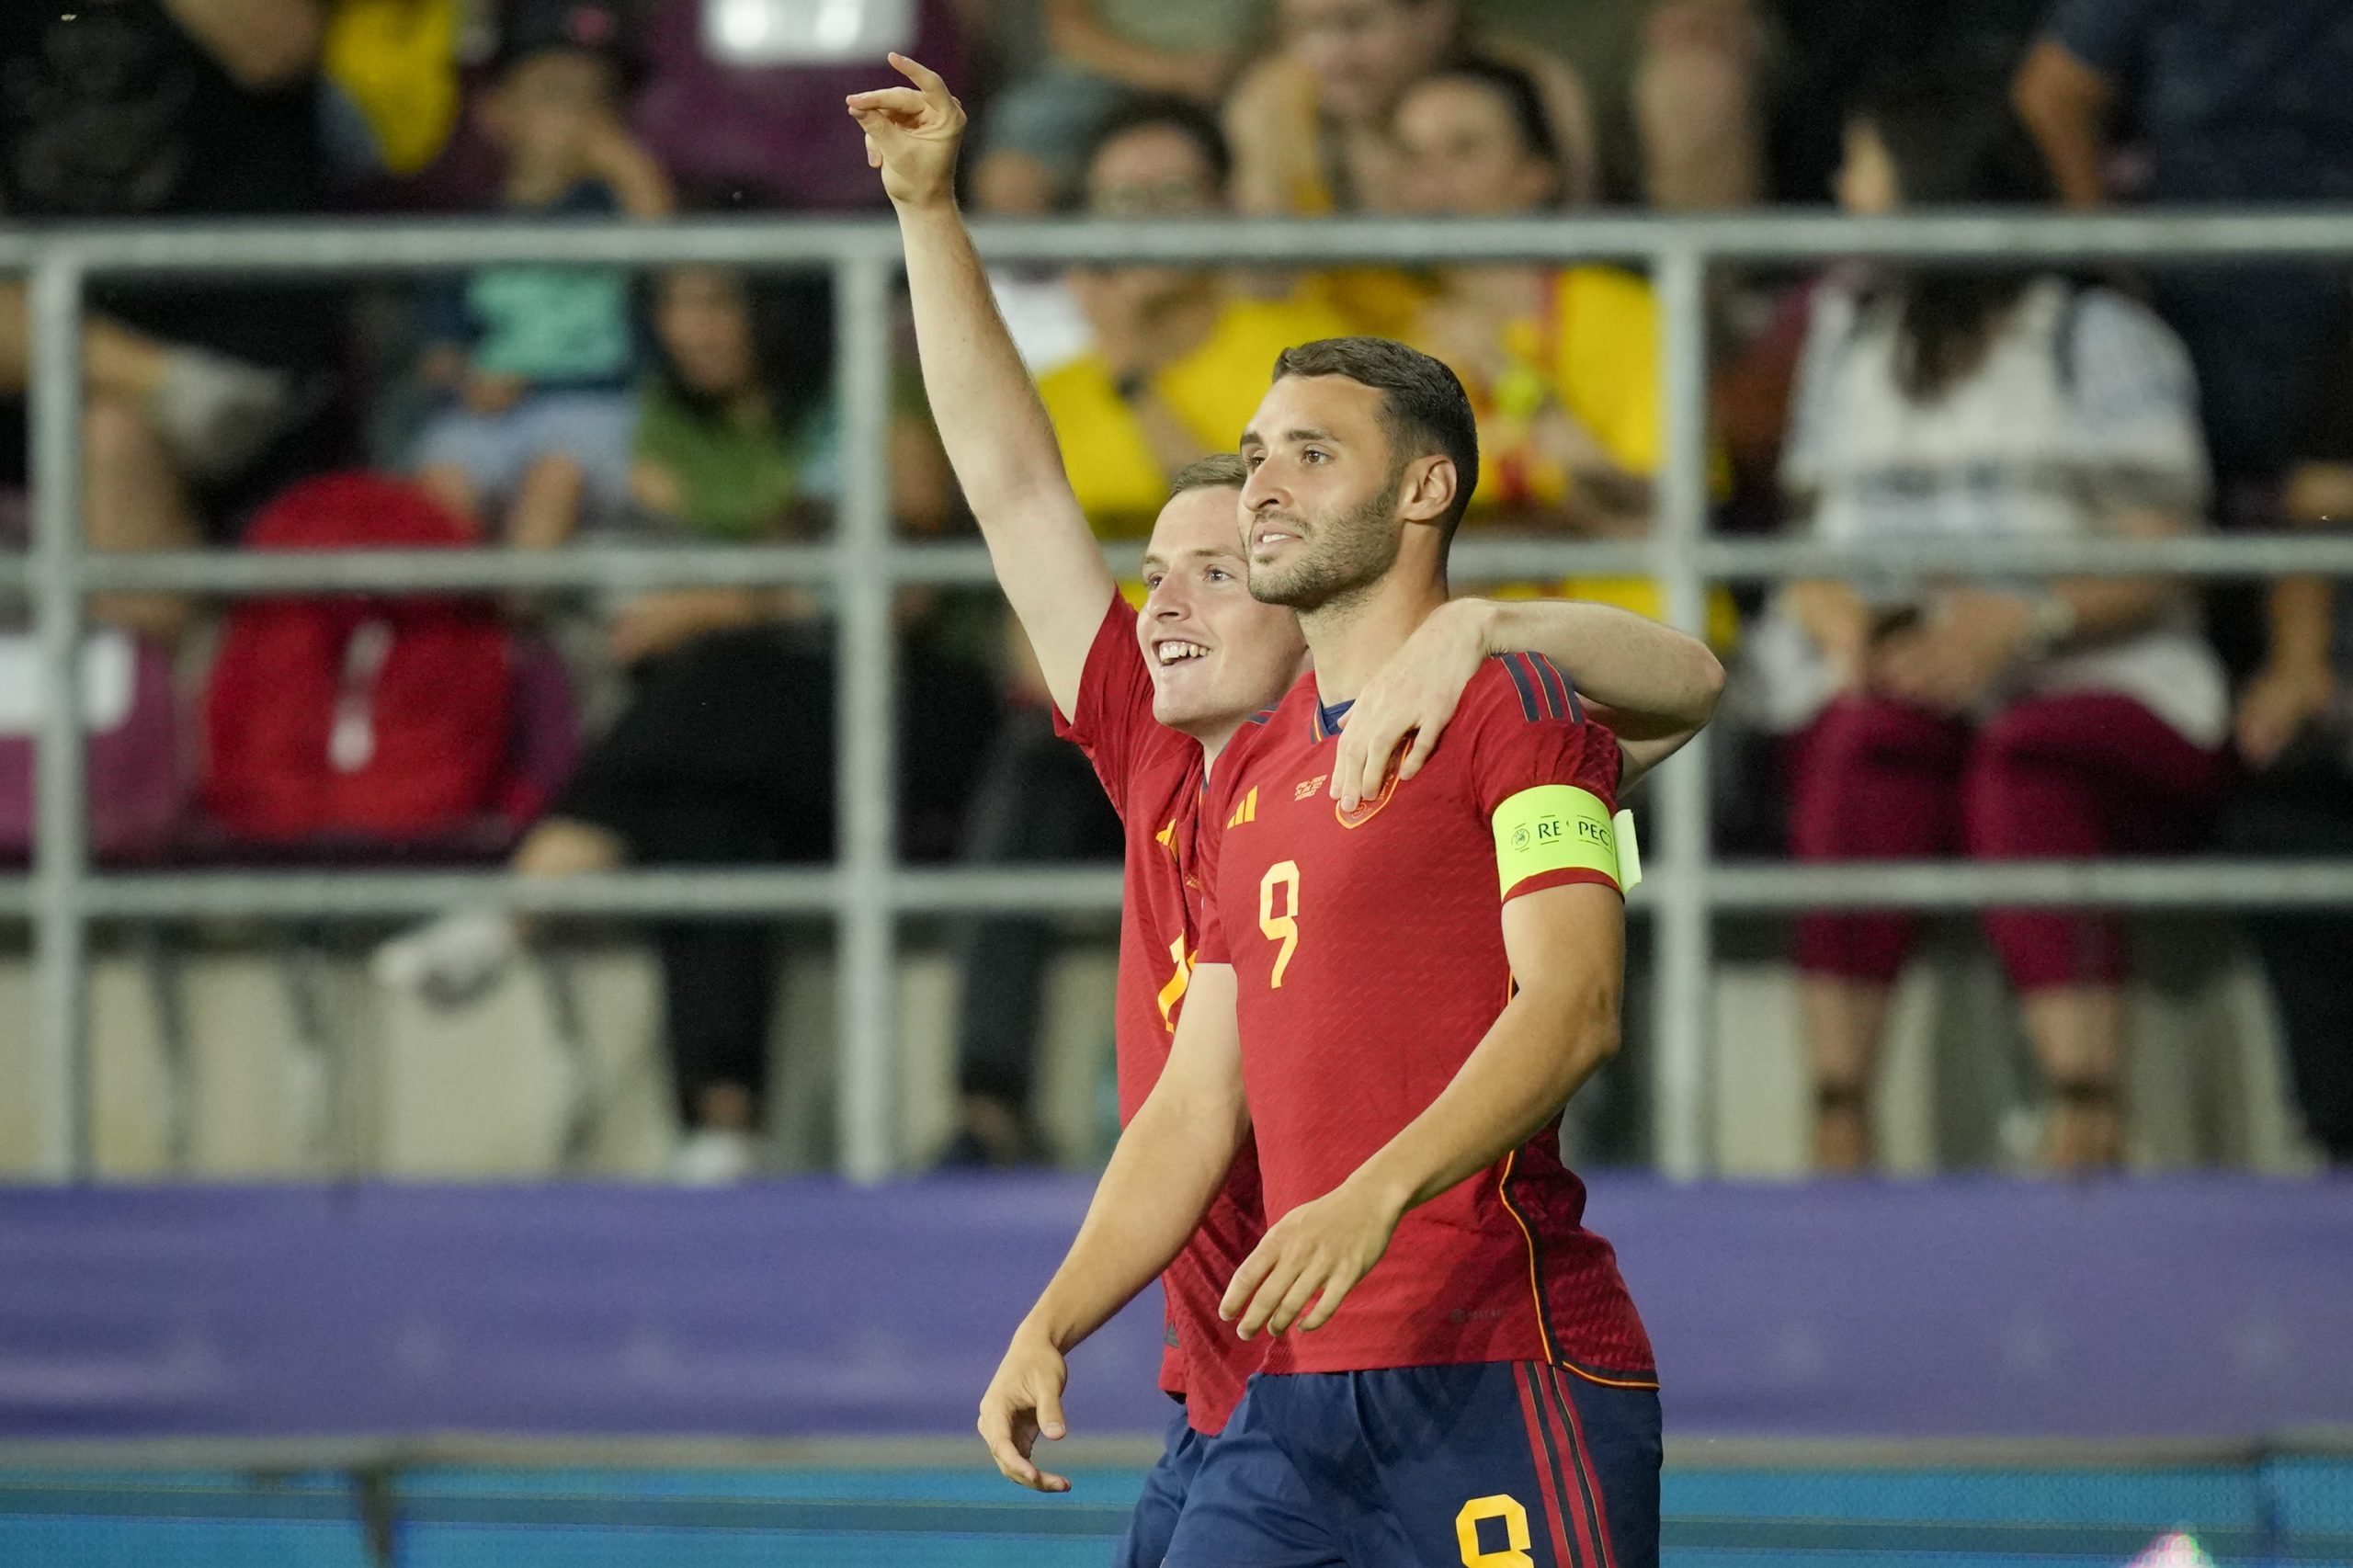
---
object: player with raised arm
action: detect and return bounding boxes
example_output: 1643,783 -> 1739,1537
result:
848,57 -> 1715,1565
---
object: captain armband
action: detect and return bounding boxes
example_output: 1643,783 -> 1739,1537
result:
1493,785 -> 1637,898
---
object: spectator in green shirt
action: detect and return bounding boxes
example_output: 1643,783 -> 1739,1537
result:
378,263 -> 994,1184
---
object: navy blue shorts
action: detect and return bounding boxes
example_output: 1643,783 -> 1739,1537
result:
1164,1362 -> 1660,1568
1117,1401 -> 1212,1568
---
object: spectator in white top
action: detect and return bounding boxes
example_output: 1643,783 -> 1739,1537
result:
1758,81 -> 2228,1174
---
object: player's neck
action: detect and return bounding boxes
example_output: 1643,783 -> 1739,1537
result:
1300,570 -> 1449,706
1188,718 -> 1243,769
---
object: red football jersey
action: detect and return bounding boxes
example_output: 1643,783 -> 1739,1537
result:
1196,653 -> 1655,1387
1051,595 -> 1266,1435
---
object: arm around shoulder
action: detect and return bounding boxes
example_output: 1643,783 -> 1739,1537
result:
1483,597 -> 1723,745
1330,597 -> 1722,809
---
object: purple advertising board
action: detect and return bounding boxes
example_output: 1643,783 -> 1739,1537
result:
0,1176 -> 2347,1441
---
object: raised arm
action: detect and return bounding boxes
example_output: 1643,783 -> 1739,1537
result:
848,54 -> 1118,713
2012,36 -> 2115,209
1221,881 -> 1624,1338
1331,597 -> 1725,808
974,961 -> 1249,1492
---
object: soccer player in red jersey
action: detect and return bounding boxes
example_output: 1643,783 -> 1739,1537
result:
852,57 -> 1719,1566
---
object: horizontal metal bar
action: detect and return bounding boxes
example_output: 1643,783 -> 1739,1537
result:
64,542 -> 1116,595
13,532 -> 2351,599
0,867 -> 1129,920
5,210 -> 2353,277
988,208 -> 2353,267
1707,859 -> 2353,912
0,859 -> 2341,921
75,545 -> 846,595
1696,532 -> 2353,581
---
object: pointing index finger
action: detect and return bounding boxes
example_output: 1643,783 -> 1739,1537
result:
889,51 -> 949,97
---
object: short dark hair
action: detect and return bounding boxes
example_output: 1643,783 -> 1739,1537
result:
1270,337 -> 1480,544
1080,94 -> 1233,194
1168,452 -> 1249,496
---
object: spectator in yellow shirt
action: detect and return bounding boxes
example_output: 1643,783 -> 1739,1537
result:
1220,0 -> 1600,335
1034,96 -> 1356,536
1396,56 -> 1736,642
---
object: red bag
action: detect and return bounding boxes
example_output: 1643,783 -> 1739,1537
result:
201,474 -> 513,842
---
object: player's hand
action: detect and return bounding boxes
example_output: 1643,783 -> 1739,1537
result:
976,1327 -> 1074,1493
1333,597 -> 1491,810
845,53 -> 965,210
1220,1175 -> 1404,1339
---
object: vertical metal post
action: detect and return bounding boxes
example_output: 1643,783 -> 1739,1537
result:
833,256 -> 899,1183
1651,246 -> 1713,1180
28,255 -> 89,1182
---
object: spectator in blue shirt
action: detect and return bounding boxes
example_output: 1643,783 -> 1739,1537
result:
2013,0 -> 2353,495
412,0 -> 673,549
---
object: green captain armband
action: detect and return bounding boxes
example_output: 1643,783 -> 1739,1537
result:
1493,785 -> 1620,897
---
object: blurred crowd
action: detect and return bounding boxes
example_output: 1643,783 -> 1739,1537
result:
0,0 -> 2348,1179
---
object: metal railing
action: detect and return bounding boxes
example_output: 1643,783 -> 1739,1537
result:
8,210 -> 2353,1183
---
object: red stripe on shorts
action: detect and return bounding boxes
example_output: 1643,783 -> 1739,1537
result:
1544,1362 -> 1621,1568
1534,1362 -> 1602,1565
1514,1362 -> 1578,1565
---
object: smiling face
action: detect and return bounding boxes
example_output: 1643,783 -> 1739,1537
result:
1238,374 -> 1415,612
1138,485 -> 1309,739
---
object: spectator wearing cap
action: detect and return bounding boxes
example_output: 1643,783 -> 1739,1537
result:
411,0 -> 674,550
